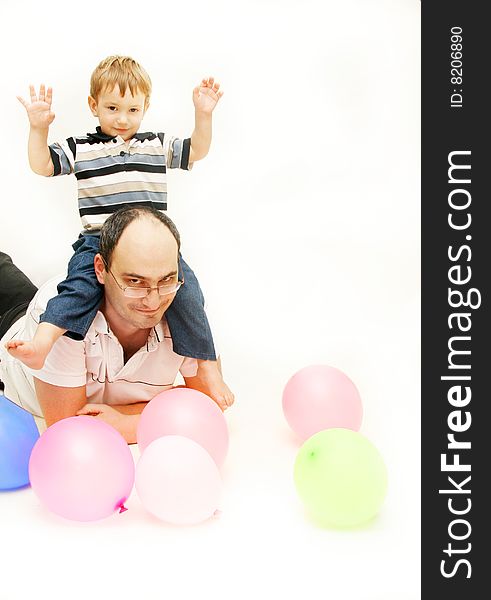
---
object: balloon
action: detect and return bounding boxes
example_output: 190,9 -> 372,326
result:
0,394 -> 40,490
294,428 -> 387,528
137,388 -> 229,468
136,435 -> 222,525
29,416 -> 135,521
282,365 -> 363,440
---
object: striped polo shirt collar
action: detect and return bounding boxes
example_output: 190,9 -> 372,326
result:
134,131 -> 158,142
87,126 -> 115,142
86,126 -> 157,144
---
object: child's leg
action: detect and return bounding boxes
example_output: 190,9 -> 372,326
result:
6,322 -> 66,370
185,355 -> 235,412
165,256 -> 234,410
166,255 -> 216,360
6,235 -> 103,369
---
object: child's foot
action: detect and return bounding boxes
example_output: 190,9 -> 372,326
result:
5,323 -> 66,370
5,339 -> 52,370
195,359 -> 235,411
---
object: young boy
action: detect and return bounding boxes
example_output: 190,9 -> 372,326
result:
6,55 -> 234,410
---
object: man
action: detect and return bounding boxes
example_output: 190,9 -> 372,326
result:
0,206 -> 234,443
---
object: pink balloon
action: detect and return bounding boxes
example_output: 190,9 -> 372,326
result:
282,365 -> 363,441
137,388 -> 229,468
29,416 -> 135,522
136,435 -> 222,525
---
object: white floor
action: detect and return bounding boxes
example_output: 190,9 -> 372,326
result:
0,1 -> 420,598
0,240 -> 420,600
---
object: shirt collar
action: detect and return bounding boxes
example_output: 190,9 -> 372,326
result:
134,131 -> 157,142
88,311 -> 168,352
86,126 -> 116,143
86,126 -> 157,143
90,311 -> 112,335
146,321 -> 168,352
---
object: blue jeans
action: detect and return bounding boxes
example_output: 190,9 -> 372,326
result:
40,234 -> 217,361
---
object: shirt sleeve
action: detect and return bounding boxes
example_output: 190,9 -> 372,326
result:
158,133 -> 193,171
49,137 -> 76,176
27,336 -> 87,388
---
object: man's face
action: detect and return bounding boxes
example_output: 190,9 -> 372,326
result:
88,84 -> 148,141
99,217 -> 179,332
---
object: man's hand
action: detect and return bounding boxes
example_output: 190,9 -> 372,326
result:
17,84 -> 55,130
76,403 -> 135,443
192,77 -> 223,114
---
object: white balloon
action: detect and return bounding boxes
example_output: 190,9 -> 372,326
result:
136,435 -> 222,525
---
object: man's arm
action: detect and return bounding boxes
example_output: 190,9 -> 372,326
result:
76,402 -> 149,444
33,377 -> 145,443
33,377 -> 87,427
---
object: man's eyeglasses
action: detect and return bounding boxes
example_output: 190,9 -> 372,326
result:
103,260 -> 184,299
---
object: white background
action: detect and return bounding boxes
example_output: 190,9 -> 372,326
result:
0,1 -> 420,599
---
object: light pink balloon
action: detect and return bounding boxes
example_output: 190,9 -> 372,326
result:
137,388 -> 229,468
282,365 -> 363,441
136,435 -> 222,525
28,416 -> 135,522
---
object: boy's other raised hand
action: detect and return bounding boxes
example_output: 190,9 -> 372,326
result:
17,84 -> 55,130
192,76 -> 224,114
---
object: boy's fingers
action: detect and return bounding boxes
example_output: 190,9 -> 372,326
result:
29,84 -> 36,103
17,96 -> 28,107
39,84 -> 45,101
46,86 -> 53,106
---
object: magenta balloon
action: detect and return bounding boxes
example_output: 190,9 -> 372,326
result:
28,416 -> 135,522
282,365 -> 363,441
137,388 -> 229,468
136,435 -> 222,525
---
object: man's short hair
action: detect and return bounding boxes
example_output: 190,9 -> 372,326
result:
90,55 -> 152,103
99,206 -> 181,267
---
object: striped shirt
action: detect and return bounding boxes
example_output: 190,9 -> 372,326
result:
49,126 -> 191,231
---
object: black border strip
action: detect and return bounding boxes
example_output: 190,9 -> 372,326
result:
422,2 -> 488,596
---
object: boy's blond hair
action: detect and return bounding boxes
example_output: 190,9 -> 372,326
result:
90,55 -> 152,103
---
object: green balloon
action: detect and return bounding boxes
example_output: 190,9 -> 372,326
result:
294,428 -> 388,528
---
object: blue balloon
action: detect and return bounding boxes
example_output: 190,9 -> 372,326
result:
0,394 -> 40,490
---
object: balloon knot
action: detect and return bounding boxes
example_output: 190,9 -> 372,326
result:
118,504 -> 128,514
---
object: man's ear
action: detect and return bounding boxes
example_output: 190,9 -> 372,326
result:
94,254 -> 106,285
88,95 -> 98,116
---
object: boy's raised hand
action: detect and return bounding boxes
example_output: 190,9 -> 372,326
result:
192,76 -> 224,114
17,84 -> 55,129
